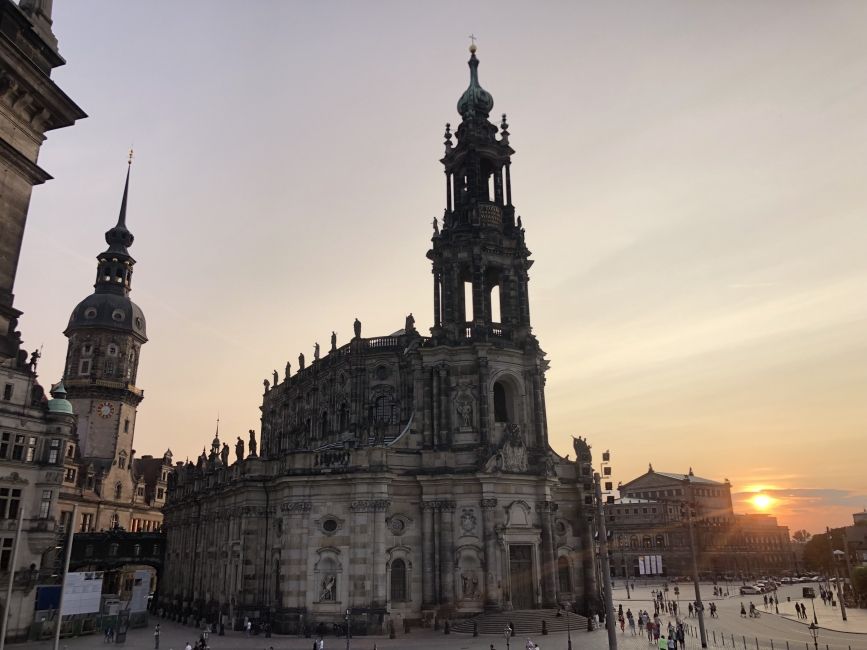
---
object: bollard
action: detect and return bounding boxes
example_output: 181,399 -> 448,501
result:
743,635 -> 747,649
714,631 -> 717,645
755,638 -> 759,650
541,619 -> 548,635
722,633 -> 726,646
473,621 -> 478,637
771,640 -> 774,650
732,634 -> 735,647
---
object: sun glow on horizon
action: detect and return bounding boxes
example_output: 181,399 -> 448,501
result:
750,493 -> 777,512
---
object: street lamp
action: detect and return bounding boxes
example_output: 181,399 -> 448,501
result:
808,622 -> 819,650
682,479 -> 708,649
566,609 -> 572,650
344,608 -> 350,650
503,625 -> 512,650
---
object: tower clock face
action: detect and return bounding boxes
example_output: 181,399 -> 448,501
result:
96,402 -> 115,418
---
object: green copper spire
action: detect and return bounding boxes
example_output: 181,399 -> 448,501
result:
457,43 -> 493,119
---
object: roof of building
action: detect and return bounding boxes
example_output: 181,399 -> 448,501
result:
610,497 -> 658,504
654,471 -> 725,486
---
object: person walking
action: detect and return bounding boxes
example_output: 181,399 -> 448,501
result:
658,634 -> 668,650
154,623 -> 161,649
627,609 -> 636,635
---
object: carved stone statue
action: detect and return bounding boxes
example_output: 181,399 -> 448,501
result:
285,361 -> 291,381
331,331 -> 337,351
544,454 -> 557,477
501,425 -> 527,472
314,342 -> 320,361
432,217 -> 439,234
353,318 -> 361,339
263,378 -> 270,392
461,572 -> 480,599
405,313 -> 415,333
482,449 -> 503,473
456,397 -> 473,428
298,352 -> 305,370
248,429 -> 257,457
273,369 -> 278,386
220,442 -> 230,466
235,436 -> 244,463
28,348 -> 41,372
320,574 -> 336,601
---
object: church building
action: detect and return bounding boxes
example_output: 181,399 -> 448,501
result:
162,47 -> 599,633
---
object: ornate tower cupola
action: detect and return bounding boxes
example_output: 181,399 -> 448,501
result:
63,155 -> 147,460
429,44 -> 534,347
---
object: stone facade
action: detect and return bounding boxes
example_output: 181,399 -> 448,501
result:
0,0 -> 86,362
162,49 -> 598,633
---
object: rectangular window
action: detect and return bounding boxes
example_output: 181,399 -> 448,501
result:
48,439 -> 60,464
603,466 -> 612,476
0,432 -> 9,459
64,467 -> 76,483
25,437 -> 36,462
124,419 -> 130,434
0,488 -> 22,520
38,490 -> 52,519
82,344 -> 93,356
60,510 -> 73,533
80,512 -> 94,532
11,435 -> 24,461
2,384 -> 12,401
0,539 -> 12,570
105,360 -> 115,376
78,359 -> 91,376
66,443 -> 74,458
157,488 -> 164,500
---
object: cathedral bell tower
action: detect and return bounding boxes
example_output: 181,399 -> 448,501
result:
428,43 -> 534,347
63,156 -> 147,462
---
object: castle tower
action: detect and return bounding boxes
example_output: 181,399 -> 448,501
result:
62,157 -> 147,463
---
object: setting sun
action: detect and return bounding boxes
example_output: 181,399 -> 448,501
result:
751,494 -> 776,511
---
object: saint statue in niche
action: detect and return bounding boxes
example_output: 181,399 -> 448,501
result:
320,574 -> 336,601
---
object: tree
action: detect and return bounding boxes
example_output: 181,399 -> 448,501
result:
792,529 -> 812,544
853,566 -> 867,606
802,533 -> 831,572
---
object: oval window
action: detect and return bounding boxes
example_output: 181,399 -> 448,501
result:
112,309 -> 125,322
84,307 -> 98,319
322,519 -> 338,533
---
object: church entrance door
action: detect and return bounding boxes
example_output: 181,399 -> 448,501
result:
509,545 -> 534,609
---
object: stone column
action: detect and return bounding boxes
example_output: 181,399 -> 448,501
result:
531,372 -> 545,448
478,356 -> 490,446
422,502 -> 435,606
438,366 -> 449,446
282,501 -> 311,609
537,501 -> 558,607
422,368 -> 433,447
433,269 -> 441,328
480,498 -> 499,609
439,502 -> 456,605
372,499 -> 390,607
431,369 -> 440,447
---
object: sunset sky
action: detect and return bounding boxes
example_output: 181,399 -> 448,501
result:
14,2 -> 866,534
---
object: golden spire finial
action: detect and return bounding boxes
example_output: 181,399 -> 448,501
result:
468,33 -> 477,54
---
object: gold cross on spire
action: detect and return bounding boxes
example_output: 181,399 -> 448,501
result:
468,33 -> 478,53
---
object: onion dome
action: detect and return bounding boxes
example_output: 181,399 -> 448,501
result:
457,44 -> 493,119
47,381 -> 74,415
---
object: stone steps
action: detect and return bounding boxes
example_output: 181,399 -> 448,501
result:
450,609 -> 589,635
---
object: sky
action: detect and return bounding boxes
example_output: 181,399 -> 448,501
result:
14,1 -> 867,534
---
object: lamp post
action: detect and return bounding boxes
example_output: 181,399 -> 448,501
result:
594,472 -> 618,650
503,625 -> 512,650
826,527 -> 847,622
808,622 -> 819,650
566,608 -> 572,650
683,480 -> 708,649
344,608 -> 350,650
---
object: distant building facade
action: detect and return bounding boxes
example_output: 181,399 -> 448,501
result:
162,49 -> 599,633
605,466 -> 791,578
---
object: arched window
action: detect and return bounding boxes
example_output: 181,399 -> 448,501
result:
642,535 -> 652,549
655,534 -> 665,548
557,556 -> 572,593
373,395 -> 395,424
493,381 -> 509,422
391,558 -> 407,602
630,535 -> 639,549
